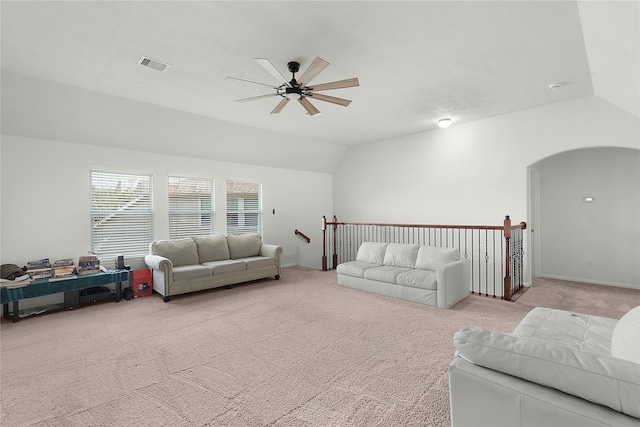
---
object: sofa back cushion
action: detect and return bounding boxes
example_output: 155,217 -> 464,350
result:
150,238 -> 199,267
356,242 -> 388,265
415,246 -> 460,270
194,235 -> 230,263
383,244 -> 420,268
226,233 -> 262,259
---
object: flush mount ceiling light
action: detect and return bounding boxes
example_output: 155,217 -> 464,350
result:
438,118 -> 452,128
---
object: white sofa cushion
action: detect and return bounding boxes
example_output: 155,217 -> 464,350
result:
150,238 -> 200,267
226,233 -> 262,259
336,261 -> 380,278
355,242 -> 388,264
396,269 -> 437,290
513,307 -> 617,356
364,266 -> 413,284
611,306 -> 640,364
383,243 -> 420,268
415,246 -> 459,271
194,235 -> 230,263
454,311 -> 640,419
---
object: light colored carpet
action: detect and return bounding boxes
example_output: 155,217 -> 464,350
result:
1,267 -> 638,426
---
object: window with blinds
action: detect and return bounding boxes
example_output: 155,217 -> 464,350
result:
90,171 -> 154,257
226,179 -> 262,235
168,176 -> 214,239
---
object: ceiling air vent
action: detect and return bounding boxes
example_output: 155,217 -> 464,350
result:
138,56 -> 171,72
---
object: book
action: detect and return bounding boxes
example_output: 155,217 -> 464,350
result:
77,255 -> 100,275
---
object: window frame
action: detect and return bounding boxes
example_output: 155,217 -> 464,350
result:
90,170 -> 155,259
168,176 -> 215,239
226,179 -> 262,235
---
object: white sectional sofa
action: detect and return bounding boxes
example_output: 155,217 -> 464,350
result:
449,306 -> 640,427
144,233 -> 282,302
336,242 -> 470,308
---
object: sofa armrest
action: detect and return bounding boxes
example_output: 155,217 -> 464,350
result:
453,326 -> 640,418
144,254 -> 173,296
260,244 -> 283,275
436,259 -> 470,308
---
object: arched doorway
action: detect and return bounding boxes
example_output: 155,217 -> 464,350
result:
528,147 -> 639,288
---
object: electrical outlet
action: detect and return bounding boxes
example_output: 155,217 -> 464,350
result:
587,259 -> 595,268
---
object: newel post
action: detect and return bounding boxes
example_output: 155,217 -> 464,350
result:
503,215 -> 512,301
322,216 -> 328,271
332,215 -> 338,269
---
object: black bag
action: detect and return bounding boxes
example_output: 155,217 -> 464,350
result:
1,264 -> 27,280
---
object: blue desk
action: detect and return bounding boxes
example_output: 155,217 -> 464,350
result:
1,270 -> 129,322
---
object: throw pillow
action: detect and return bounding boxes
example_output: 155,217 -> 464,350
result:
611,306 -> 640,364
227,233 -> 262,259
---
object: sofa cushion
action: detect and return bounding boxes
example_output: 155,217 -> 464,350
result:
415,246 -> 459,271
356,242 -> 388,264
611,306 -> 640,364
194,235 -> 230,263
201,259 -> 246,274
227,233 -> 262,259
150,238 -> 199,267
382,244 -> 420,268
337,261 -> 380,278
172,264 -> 212,281
364,266 -> 413,284
242,256 -> 275,270
396,269 -> 437,290
513,307 -> 617,356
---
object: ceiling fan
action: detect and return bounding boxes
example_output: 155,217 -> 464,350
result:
226,57 -> 359,116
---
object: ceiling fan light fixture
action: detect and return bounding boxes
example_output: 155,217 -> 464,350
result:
286,92 -> 302,100
438,118 -> 452,128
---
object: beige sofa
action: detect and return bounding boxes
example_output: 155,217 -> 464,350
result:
449,306 -> 640,426
144,233 -> 282,302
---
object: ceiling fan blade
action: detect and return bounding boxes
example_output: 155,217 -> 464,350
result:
236,93 -> 280,103
298,98 -> 321,116
255,58 -> 292,88
308,93 -> 352,107
270,97 -> 289,114
309,77 -> 360,92
298,57 -> 329,86
226,76 -> 280,89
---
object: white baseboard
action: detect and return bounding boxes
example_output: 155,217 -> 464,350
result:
539,274 -> 640,290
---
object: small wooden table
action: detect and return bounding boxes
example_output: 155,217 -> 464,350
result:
1,270 -> 129,322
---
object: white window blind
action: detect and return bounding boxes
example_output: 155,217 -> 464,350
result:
90,171 -> 154,257
226,179 -> 262,235
168,176 -> 214,239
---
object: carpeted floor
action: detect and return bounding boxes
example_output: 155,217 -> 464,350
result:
1,267 -> 638,426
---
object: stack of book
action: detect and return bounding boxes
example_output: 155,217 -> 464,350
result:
26,258 -> 52,279
51,258 -> 76,280
77,255 -> 100,275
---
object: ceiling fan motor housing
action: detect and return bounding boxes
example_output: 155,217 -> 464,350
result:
287,61 -> 300,74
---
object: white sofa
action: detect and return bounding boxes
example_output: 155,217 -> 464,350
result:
144,233 -> 282,302
449,306 -> 640,427
336,242 -> 470,308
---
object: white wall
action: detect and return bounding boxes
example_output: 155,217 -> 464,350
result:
1,135 -> 331,307
333,96 -> 640,288
534,147 -> 639,288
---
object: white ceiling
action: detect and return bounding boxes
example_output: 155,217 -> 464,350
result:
1,1 -> 638,147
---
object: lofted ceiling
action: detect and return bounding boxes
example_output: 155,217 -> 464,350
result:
1,1 -> 638,148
